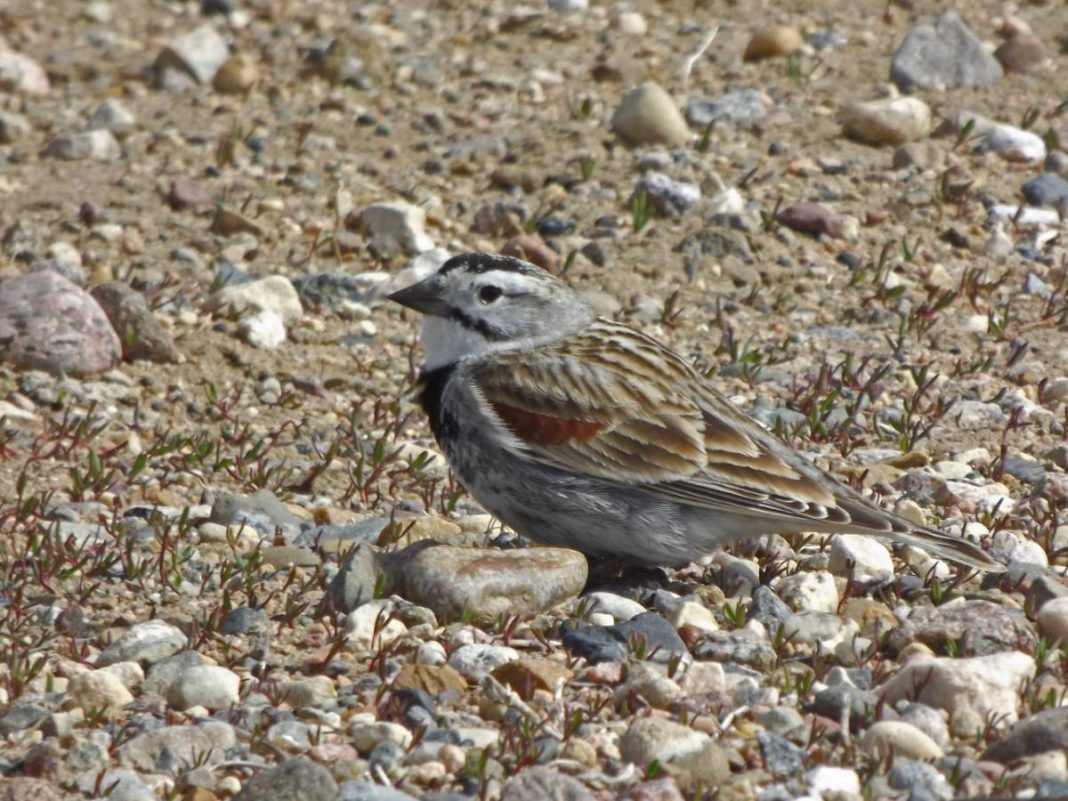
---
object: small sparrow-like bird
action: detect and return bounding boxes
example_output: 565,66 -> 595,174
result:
389,252 -> 1004,572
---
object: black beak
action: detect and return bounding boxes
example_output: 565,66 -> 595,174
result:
388,275 -> 449,316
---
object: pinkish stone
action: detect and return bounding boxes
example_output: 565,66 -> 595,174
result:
777,202 -> 843,238
0,271 -> 121,376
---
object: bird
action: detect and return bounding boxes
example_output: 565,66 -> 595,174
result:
388,252 -> 1005,573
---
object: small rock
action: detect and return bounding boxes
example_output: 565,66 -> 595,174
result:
0,111 -> 30,144
394,545 -> 586,624
611,82 -> 690,147
1037,597 -> 1068,641
982,707 -> 1068,763
154,24 -> 230,87
500,767 -> 595,801
893,142 -> 946,170
68,669 -> 134,718
807,766 -> 861,799
861,721 -> 944,760
586,591 -> 646,621
0,778 -> 63,801
776,202 -> 843,238
887,600 -> 1037,656
357,201 -> 434,257
213,52 -> 258,93
635,172 -> 701,217
684,90 -> 769,129
119,721 -> 236,771
344,599 -> 407,650
1022,173 -> 1068,208
841,97 -> 931,146
239,309 -> 286,349
90,282 -> 178,363
744,26 -> 803,62
329,543 -> 382,613
167,665 -> 240,710
693,628 -> 776,670
336,782 -> 418,801
234,758 -> 337,801
976,124 -> 1046,163
98,619 -> 188,667
392,663 -> 467,694
448,643 -> 519,682
42,130 -> 121,161
280,676 -> 336,709
211,275 -> 304,325
501,234 -> 560,272
995,33 -> 1046,74
891,12 -> 1003,91
879,651 -> 1035,725
492,658 -> 572,699
0,37 -> 50,95
776,570 -> 839,613
829,535 -> 894,579
89,100 -> 136,138
210,489 -> 302,537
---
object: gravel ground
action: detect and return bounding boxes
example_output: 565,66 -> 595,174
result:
0,1 -> 1067,800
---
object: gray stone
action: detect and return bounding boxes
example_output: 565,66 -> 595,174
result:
499,766 -> 596,801
209,489 -> 303,538
98,620 -> 188,667
119,721 -> 236,772
329,543 -> 384,613
693,629 -> 775,670
220,606 -> 269,635
0,111 -> 30,144
0,40 -> 49,95
89,100 -> 136,138
154,24 -> 229,86
886,600 -> 1037,656
635,172 -> 701,216
0,271 -> 121,377
90,282 -> 178,363
166,665 -> 240,710
143,650 -> 206,697
1022,173 -> 1068,208
41,130 -> 120,161
684,90 -> 769,129
676,226 -> 754,264
234,758 -> 338,801
394,544 -> 587,624
336,782 -> 419,801
982,707 -> 1068,763
75,769 -> 153,801
891,12 -> 1003,91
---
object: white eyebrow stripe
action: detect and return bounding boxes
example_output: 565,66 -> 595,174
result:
472,271 -> 539,294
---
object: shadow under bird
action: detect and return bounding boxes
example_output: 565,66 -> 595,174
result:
389,252 -> 1005,573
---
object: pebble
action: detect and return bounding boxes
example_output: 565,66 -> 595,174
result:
887,600 -> 1037,657
976,124 -> 1047,163
357,201 -> 435,257
829,535 -> 894,579
90,282 -> 178,363
684,90 -> 769,130
776,202 -> 843,238
68,669 -> 134,718
776,571 -> 839,613
393,662 -> 466,693
693,629 -> 776,670
154,24 -> 230,87
880,651 -> 1035,725
336,782 -> 418,801
636,172 -> 701,216
493,658 -> 572,699
995,33 -> 1046,74
1036,596 -> 1068,641
239,309 -> 286,349
807,766 -> 861,799
1022,173 -> 1068,208
119,721 -> 236,771
233,758 -> 337,801
620,717 -> 730,786
586,591 -> 646,622
213,52 -> 258,94
447,643 -> 519,682
0,110 -> 31,143
279,676 -> 336,709
891,11 -> 1003,91
42,130 -> 121,161
394,545 -> 586,624
982,707 -> 1068,763
167,665 -> 240,710
89,100 -> 136,137
210,489 -> 302,537
861,721 -> 944,760
98,620 -> 188,667
329,543 -> 382,613
349,721 -> 413,754
611,82 -> 690,147
888,761 -> 954,801
499,766 -> 596,801
344,599 -> 407,650
500,234 -> 560,272
743,26 -> 803,62
841,97 -> 931,146
211,274 -> 303,326
0,37 -> 50,95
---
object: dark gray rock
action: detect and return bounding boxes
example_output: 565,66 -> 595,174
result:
693,629 -> 775,670
891,12 -> 1003,91
234,758 -> 337,801
91,281 -> 178,363
220,606 -> 269,635
676,226 -> 754,264
808,685 -> 877,731
336,781 -> 419,801
329,543 -> 383,613
982,707 -> 1068,763
1022,173 -> 1068,208
758,731 -> 804,779
886,600 -> 1037,656
499,766 -> 596,801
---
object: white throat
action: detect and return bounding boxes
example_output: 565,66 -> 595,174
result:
420,316 -> 494,370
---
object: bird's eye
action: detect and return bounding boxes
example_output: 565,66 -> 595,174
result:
478,285 -> 503,304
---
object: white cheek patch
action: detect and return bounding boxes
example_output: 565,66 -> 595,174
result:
420,316 -> 492,369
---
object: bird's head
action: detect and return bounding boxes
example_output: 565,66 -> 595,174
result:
389,252 -> 594,368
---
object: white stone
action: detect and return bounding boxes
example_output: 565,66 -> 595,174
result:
98,620 -> 188,666
668,601 -> 719,634
1037,596 -> 1068,641
344,599 -> 408,650
416,640 -> 447,666
776,570 -> 839,613
239,309 -> 286,349
42,130 -> 121,161
620,716 -> 707,765
155,24 -> 229,84
807,766 -> 861,800
167,665 -> 240,710
611,82 -> 691,147
280,676 -> 336,708
0,39 -> 49,95
860,720 -> 944,760
211,275 -> 303,324
616,11 -> 648,36
978,124 -> 1046,163
68,669 -> 134,717
993,530 -> 1049,567
360,202 -> 435,257
447,643 -> 519,681
841,97 -> 931,145
879,651 -> 1035,725
828,535 -> 894,579
98,661 -> 144,691
706,187 -> 745,217
987,204 -> 1062,226
586,591 -> 646,621
349,720 -> 413,754
90,99 -> 137,138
